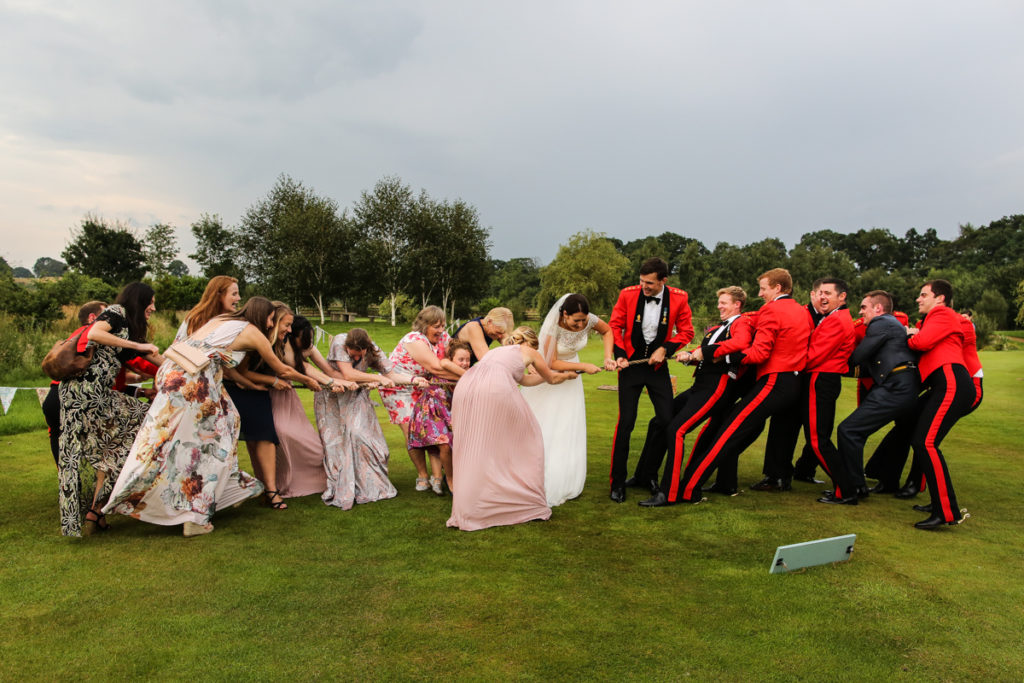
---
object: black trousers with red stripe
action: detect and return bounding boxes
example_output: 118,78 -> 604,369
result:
610,362 -> 675,488
798,372 -> 847,493
911,364 -> 974,521
676,371 -> 801,502
898,375 -> 985,491
654,373 -> 735,502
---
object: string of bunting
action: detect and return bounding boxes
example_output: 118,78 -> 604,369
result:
0,385 -> 52,414
0,384 -> 148,415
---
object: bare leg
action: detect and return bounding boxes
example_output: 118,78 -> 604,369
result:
401,423 -> 429,479
251,440 -> 286,509
427,447 -> 442,479
85,470 -> 110,532
438,444 -> 453,492
245,440 -> 264,481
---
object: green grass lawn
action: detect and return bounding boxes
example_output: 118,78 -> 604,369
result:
2,322 -> 1023,680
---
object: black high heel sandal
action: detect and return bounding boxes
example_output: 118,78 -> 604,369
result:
264,490 -> 288,510
83,507 -> 110,534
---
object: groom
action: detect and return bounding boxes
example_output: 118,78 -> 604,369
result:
608,257 -> 693,502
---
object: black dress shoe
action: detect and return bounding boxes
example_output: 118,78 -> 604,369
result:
647,479 -> 660,494
913,503 -> 932,513
750,477 -> 792,492
639,491 -> 672,507
817,493 -> 858,505
856,486 -> 871,499
894,484 -> 921,499
869,482 -> 898,494
914,515 -> 956,530
610,487 -> 626,503
794,474 -> 825,485
706,482 -> 739,496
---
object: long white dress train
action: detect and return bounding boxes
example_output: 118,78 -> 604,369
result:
521,306 -> 600,506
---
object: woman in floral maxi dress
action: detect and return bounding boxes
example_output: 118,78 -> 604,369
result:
104,297 -> 321,537
315,329 -> 428,509
58,283 -> 161,537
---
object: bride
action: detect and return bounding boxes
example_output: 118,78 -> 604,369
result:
522,294 -> 617,506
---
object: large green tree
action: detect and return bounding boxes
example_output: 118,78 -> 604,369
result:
538,230 -> 630,312
190,213 -> 242,281
237,175 -> 351,322
61,215 -> 145,285
406,194 -> 491,320
142,223 -> 179,279
350,177 -> 415,326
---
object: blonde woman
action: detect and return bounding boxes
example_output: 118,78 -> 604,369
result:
446,327 -> 577,531
454,307 -> 514,365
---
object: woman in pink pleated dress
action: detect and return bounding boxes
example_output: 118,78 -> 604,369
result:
446,327 -> 577,531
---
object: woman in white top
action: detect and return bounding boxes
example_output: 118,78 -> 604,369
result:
105,297 -> 321,537
522,294 -> 617,506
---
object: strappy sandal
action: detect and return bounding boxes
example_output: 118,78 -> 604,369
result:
83,507 -> 110,535
264,490 -> 288,510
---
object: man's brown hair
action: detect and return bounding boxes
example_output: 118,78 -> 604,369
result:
757,268 -> 793,294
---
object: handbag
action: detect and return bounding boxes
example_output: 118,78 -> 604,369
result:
41,329 -> 95,381
165,341 -> 211,374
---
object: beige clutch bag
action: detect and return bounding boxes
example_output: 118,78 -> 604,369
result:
165,342 -> 211,374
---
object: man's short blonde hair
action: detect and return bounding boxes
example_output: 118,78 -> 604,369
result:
716,286 -> 747,307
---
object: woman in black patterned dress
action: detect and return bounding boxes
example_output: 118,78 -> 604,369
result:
58,282 -> 161,536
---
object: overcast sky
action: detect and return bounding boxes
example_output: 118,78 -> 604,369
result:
2,0 -> 1022,273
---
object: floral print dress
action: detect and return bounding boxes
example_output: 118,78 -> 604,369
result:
103,320 -> 264,526
314,334 -> 397,509
378,330 -> 450,424
57,304 -> 149,537
407,383 -> 455,448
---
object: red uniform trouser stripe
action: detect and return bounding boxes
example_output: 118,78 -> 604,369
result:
667,375 -> 730,501
920,365 -> 959,521
609,420 -> 620,485
805,373 -> 832,476
681,374 -> 778,500
686,421 -> 714,470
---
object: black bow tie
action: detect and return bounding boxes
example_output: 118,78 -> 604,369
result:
644,295 -> 661,305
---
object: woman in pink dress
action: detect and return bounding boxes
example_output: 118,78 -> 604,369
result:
446,327 -> 577,531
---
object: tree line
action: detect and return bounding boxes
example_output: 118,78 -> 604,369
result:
488,218 -> 1024,339
3,172 -> 1022,337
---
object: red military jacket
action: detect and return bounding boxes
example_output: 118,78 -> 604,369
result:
908,304 -> 965,381
610,284 -> 694,360
960,317 -> 983,377
741,295 -> 813,379
805,305 -> 855,373
710,310 -> 757,360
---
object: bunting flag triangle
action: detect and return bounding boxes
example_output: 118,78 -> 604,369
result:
36,387 -> 50,407
0,386 -> 17,415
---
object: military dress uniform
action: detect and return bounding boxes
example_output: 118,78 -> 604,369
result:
608,284 -> 694,492
637,312 -> 754,502
674,295 -> 812,503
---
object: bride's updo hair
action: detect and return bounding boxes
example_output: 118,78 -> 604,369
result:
503,326 -> 539,349
560,293 -> 590,316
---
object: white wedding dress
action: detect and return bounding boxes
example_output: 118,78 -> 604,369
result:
522,302 -> 600,507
